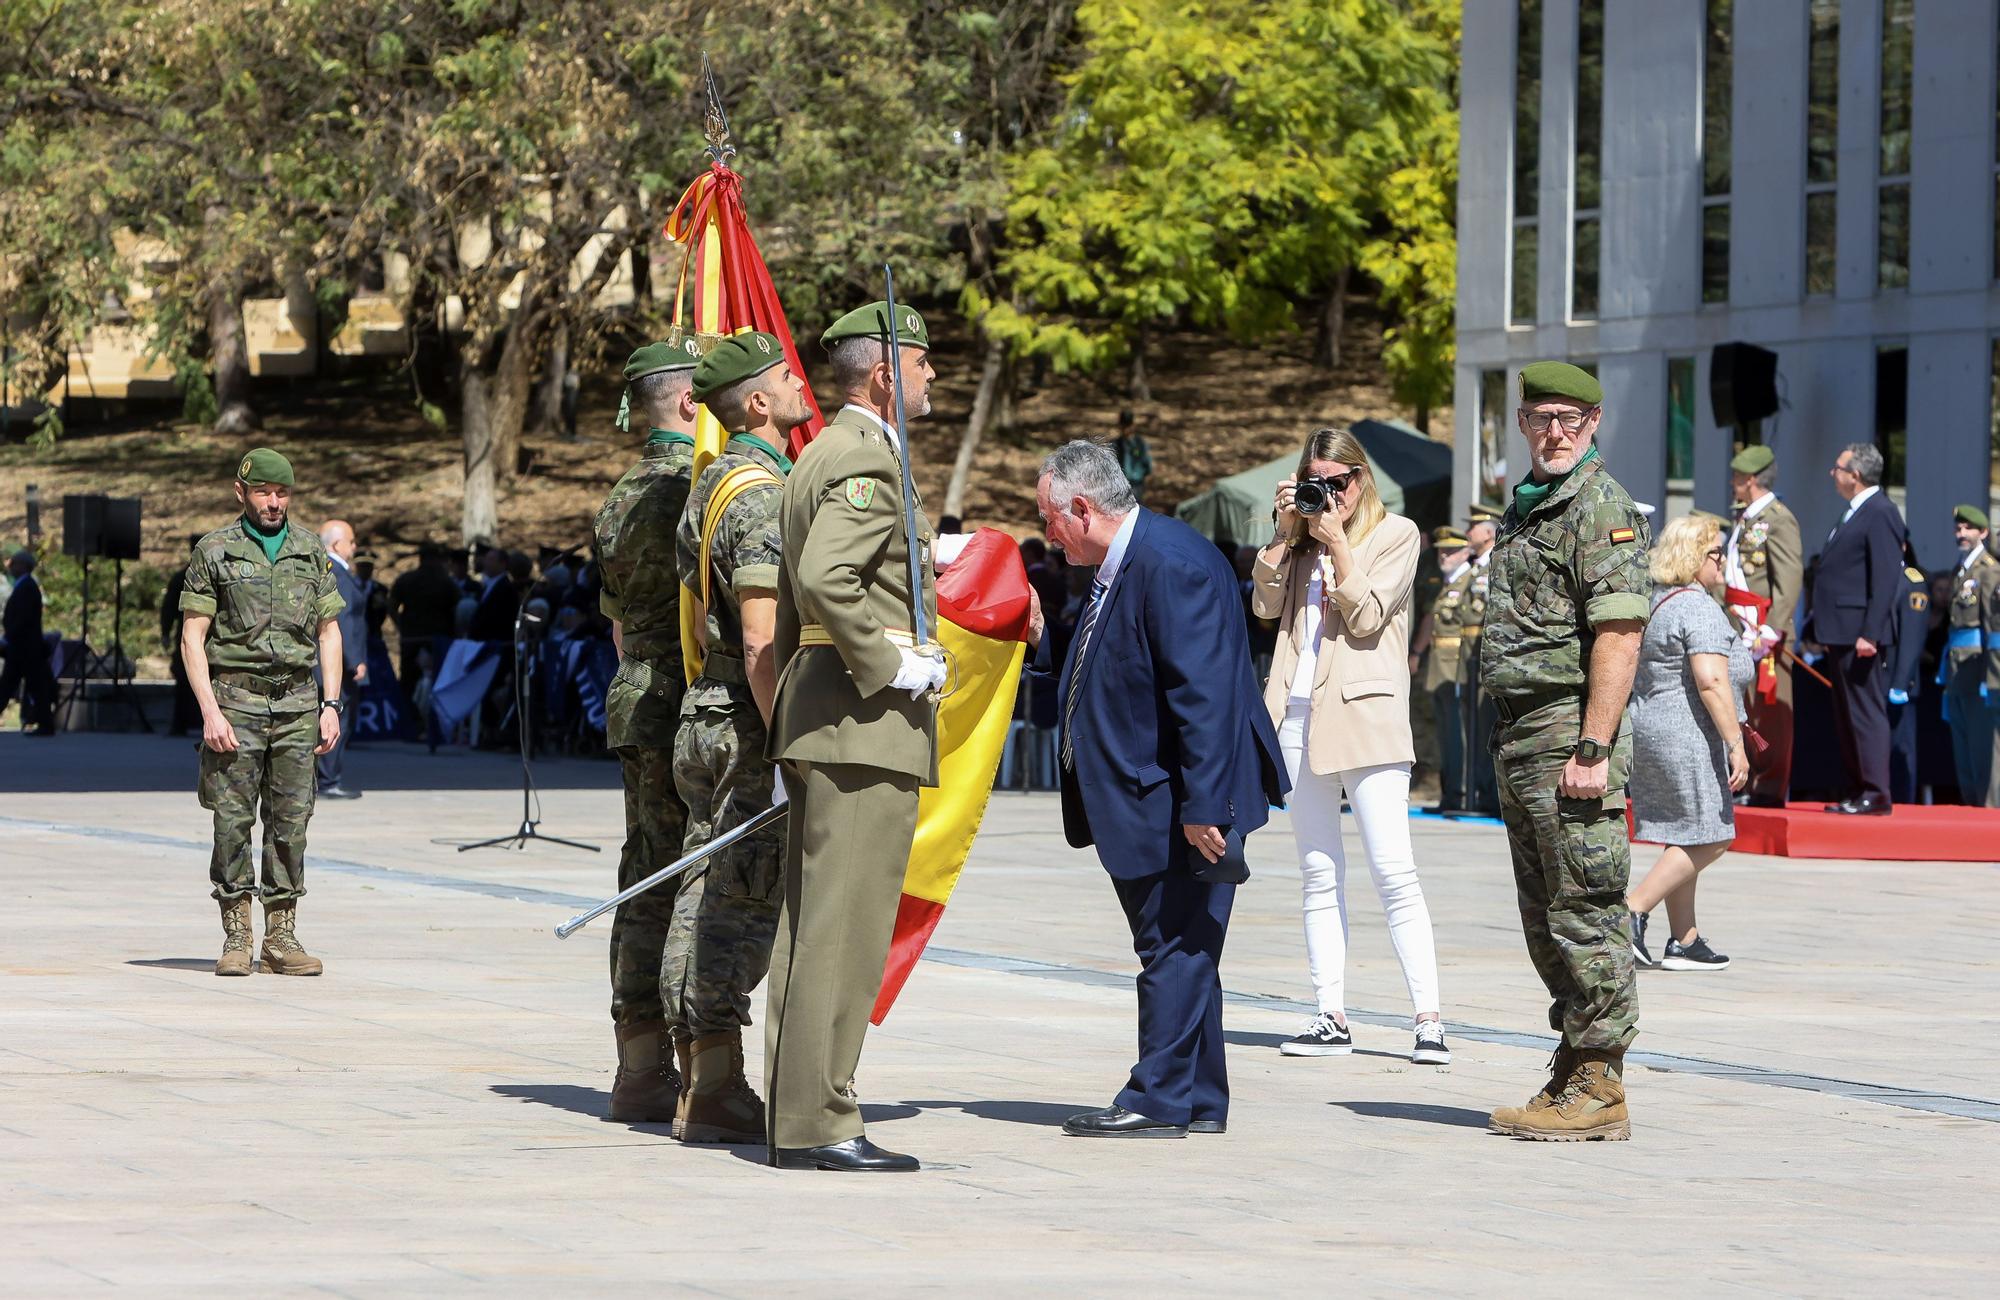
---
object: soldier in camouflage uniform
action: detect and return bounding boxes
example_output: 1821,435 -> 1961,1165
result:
667,332 -> 809,1144
177,448 -> 348,977
593,337 -> 703,1123
1412,527 -> 1472,811
1479,363 -> 1651,1142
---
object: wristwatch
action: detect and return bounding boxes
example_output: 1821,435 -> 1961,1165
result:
1574,736 -> 1608,762
320,699 -> 345,716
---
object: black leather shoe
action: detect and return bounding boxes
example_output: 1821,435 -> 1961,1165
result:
1824,795 -> 1890,816
1062,1105 -> 1188,1138
769,1136 -> 920,1172
1743,794 -> 1786,809
1188,1119 -> 1226,1135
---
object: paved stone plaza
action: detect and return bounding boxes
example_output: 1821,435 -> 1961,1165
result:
4,732 -> 1997,1294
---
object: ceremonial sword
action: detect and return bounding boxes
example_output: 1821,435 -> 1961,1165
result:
881,264 -> 932,651
553,802 -> 788,938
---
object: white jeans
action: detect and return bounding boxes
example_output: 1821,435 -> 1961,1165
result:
1278,704 -> 1441,1021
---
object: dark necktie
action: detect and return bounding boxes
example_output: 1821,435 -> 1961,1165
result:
1060,578 -> 1109,770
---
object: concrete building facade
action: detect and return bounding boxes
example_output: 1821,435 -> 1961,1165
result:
1455,0 -> 2000,569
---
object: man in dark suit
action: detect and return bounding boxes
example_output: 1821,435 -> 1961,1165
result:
315,521 -> 369,798
468,545 -> 520,641
1801,443 -> 1908,814
1032,441 -> 1286,1139
389,543 -> 463,699
1,548 -> 58,736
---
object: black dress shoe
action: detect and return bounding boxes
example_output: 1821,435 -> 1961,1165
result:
769,1136 -> 920,1172
1062,1105 -> 1187,1138
1823,795 -> 1890,816
1188,1119 -> 1226,1135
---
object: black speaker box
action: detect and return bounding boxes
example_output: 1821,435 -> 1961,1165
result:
101,497 -> 142,560
62,493 -> 106,559
1710,342 -> 1779,427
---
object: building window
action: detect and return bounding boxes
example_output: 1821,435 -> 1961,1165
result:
1701,0 -> 1732,305
1805,0 -> 1839,296
1879,0 -> 1914,290
1572,0 -> 1603,319
1479,368 -> 1512,503
1666,357 -> 1697,487
1512,0 -> 1542,327
1876,343 -> 1908,490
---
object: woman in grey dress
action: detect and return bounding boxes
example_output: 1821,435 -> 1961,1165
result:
1627,513 -> 1753,971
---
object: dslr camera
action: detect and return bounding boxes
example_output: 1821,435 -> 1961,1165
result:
1292,476 -> 1337,515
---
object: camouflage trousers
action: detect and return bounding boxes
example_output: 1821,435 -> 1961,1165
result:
608,743 -> 688,1026
666,686 -> 785,1039
1493,697 -> 1639,1053
198,704 -> 319,903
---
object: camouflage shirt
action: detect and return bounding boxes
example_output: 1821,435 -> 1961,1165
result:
677,434 -> 788,706
1479,455 -> 1652,699
178,517 -> 345,693
596,435 -> 696,668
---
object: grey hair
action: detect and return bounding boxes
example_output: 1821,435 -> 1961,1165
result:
1752,465 -> 1779,492
629,368 -> 693,424
827,335 -> 888,395
1842,442 -> 1885,487
1040,440 -> 1138,513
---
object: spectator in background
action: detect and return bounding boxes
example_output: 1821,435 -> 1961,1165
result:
1112,408 -> 1153,502
315,520 -> 368,800
469,546 -> 519,641
162,533 -> 205,736
1,548 -> 57,736
446,548 -> 477,598
390,543 -> 463,700
1885,542 -> 1929,805
355,556 -> 389,641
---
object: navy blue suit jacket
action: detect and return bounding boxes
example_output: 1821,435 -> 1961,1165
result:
1038,510 -> 1287,880
331,560 -> 368,676
3,573 -> 45,662
1803,491 -> 1907,648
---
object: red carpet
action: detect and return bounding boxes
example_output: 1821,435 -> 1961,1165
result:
1635,803 -> 2000,861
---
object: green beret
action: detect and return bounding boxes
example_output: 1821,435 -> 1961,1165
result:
1431,526 -> 1470,548
1955,504 -> 1990,530
1518,360 -> 1603,407
820,300 -> 929,351
692,331 -> 787,403
235,447 -> 294,487
1731,445 -> 1775,475
625,336 -> 702,381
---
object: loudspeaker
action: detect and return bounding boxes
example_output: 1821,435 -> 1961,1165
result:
1710,342 -> 1779,427
101,497 -> 142,561
62,493 -> 106,559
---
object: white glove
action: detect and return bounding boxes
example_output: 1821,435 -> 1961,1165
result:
931,533 -> 972,569
889,646 -> 948,699
771,777 -> 788,809
1751,623 -> 1782,660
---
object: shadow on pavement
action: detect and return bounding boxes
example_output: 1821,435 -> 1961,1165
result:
489,1083 -> 629,1123
1331,1100 -> 1490,1128
1225,1029 -> 1405,1061
904,1099 -> 1084,1127
127,958 -> 224,972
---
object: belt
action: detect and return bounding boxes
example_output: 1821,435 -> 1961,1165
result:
799,624 -> 916,649
1491,687 -> 1576,725
1946,627 -> 1984,652
212,669 -> 312,698
1432,635 -> 1461,647
699,651 -> 748,685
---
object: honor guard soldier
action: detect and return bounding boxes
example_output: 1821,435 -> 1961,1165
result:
1460,500 -> 1502,813
1412,526 -> 1473,811
594,337 -> 702,1122
763,301 -> 944,1173
178,449 -> 347,977
667,333 -> 810,1144
1480,363 -> 1650,1142
1723,446 -> 1804,806
1943,505 -> 2000,804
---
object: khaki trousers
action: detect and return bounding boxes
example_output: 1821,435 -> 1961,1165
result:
762,760 -> 919,1151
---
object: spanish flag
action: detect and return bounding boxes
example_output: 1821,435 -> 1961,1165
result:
871,529 -> 1033,1024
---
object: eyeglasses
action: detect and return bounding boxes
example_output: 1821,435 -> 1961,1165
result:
1704,547 -> 1726,561
1320,468 -> 1361,493
1832,461 -> 1857,476
1520,408 -> 1599,434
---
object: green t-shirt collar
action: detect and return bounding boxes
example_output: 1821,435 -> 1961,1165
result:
727,431 -> 793,474
646,427 -> 695,448
241,513 -> 290,563
1512,444 -> 1600,516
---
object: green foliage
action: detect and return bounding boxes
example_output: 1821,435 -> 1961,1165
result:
6,541 -> 170,662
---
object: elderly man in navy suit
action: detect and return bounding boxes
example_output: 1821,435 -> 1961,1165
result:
315,520 -> 370,798
1801,443 -> 1908,814
1031,440 -> 1287,1139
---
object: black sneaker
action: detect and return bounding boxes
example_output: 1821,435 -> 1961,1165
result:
1411,1020 -> 1450,1065
1629,910 -> 1657,968
1279,1011 -> 1352,1056
1660,935 -> 1730,971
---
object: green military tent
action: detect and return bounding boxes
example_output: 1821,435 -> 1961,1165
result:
1174,418 -> 1454,545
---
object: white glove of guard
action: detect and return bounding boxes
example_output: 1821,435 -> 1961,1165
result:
931,533 -> 972,569
889,645 -> 948,699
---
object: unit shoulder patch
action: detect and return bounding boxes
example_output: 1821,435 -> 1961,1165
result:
843,477 -> 876,510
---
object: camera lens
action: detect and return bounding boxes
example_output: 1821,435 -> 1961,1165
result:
1294,481 -> 1327,515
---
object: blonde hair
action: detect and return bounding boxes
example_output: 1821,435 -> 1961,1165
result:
1649,512 -> 1723,586
1295,427 -> 1386,545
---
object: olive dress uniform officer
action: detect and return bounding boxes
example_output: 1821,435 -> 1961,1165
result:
178,449 -> 347,977
1419,529 -> 1473,810
1480,363 -> 1650,1142
1724,446 -> 1804,806
593,337 -> 702,1122
1942,505 -> 2000,804
763,301 -> 943,1173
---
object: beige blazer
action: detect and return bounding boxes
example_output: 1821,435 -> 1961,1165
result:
1252,513 -> 1420,775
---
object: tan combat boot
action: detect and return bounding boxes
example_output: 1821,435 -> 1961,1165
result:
1510,1051 -> 1630,1142
671,1031 -> 694,1133
1488,1042 -> 1578,1134
609,1020 -> 683,1124
677,1029 -> 766,1145
260,900 -> 325,976
215,897 -> 254,977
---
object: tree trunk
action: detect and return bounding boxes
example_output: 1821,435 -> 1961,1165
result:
527,323 -> 569,440
1127,322 -> 1151,403
944,328 -> 1007,519
1312,266 -> 1351,371
458,303 -> 542,546
209,277 -> 259,436
487,306 -> 541,483
461,363 -> 501,548
1414,400 -> 1431,435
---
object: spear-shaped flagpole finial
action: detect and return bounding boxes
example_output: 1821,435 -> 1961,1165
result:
702,53 -> 737,166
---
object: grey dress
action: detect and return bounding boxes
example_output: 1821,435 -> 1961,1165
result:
1629,584 -> 1755,844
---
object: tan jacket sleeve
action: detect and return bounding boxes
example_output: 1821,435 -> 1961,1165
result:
1250,547 -> 1293,620
1327,518 -> 1419,639
1765,508 -> 1804,632
797,451 -> 903,698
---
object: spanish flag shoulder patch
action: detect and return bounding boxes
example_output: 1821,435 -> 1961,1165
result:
1608,526 -> 1637,544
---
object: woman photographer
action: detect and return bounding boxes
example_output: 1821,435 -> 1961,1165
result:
1626,512 -> 1752,971
1252,428 -> 1447,1065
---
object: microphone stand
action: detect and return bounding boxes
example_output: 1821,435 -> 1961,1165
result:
460,546 -> 598,855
